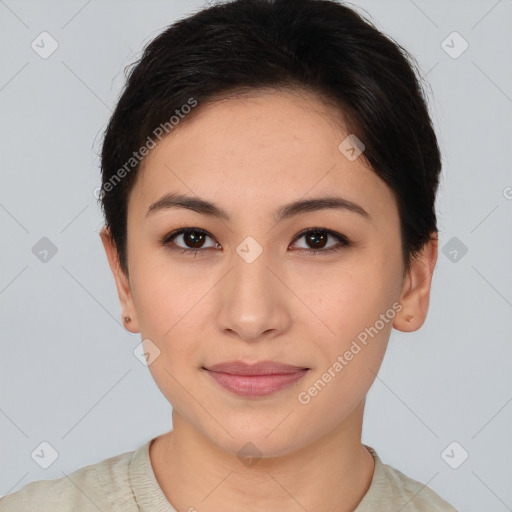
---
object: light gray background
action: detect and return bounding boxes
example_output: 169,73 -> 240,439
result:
1,0 -> 511,510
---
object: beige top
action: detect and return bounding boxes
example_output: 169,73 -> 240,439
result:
0,439 -> 458,511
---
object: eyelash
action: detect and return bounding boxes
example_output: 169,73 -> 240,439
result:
160,226 -> 351,257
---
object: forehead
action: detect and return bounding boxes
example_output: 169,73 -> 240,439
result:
130,90 -> 398,225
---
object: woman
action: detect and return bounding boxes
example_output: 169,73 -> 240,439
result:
0,0 -> 458,510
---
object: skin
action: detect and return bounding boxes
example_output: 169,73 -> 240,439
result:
101,89 -> 438,512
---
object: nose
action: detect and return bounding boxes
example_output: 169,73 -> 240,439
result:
215,249 -> 292,342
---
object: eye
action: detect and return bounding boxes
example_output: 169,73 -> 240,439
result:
161,228 -> 220,256
160,226 -> 351,257
290,227 -> 351,255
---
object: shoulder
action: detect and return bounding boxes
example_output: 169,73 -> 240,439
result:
359,445 -> 459,512
0,446 -> 137,512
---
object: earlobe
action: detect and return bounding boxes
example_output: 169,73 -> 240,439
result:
393,234 -> 438,333
99,226 -> 140,333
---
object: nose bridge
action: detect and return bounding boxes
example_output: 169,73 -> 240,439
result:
216,239 -> 290,340
230,232 -> 275,297
233,241 -> 273,298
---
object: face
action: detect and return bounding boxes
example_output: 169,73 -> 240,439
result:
102,90 -> 436,458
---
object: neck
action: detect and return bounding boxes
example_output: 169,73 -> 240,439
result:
150,401 -> 375,512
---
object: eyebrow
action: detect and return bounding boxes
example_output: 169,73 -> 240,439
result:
146,193 -> 371,223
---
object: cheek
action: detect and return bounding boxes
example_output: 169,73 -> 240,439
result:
128,254 -> 208,374
309,252 -> 401,382
300,298 -> 394,423
129,249 -> 201,336
315,261 -> 398,336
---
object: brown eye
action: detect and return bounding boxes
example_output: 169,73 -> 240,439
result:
181,230 -> 207,248
291,228 -> 350,254
162,228 -> 219,254
305,231 -> 328,249
161,226 -> 350,257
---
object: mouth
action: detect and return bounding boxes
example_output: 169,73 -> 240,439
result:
202,360 -> 310,397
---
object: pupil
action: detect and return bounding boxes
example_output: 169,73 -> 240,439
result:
308,231 -> 327,249
186,231 -> 204,248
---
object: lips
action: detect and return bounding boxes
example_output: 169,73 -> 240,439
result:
203,360 -> 310,397
204,360 -> 309,375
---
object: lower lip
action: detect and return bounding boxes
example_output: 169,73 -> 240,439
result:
204,369 -> 309,397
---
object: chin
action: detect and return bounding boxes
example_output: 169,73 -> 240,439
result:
207,423 -> 307,460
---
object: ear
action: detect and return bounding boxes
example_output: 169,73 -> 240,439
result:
393,233 -> 438,333
100,226 -> 140,333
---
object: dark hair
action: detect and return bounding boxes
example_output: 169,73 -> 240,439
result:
100,0 -> 441,276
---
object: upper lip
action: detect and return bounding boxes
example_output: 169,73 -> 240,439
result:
204,360 -> 309,375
